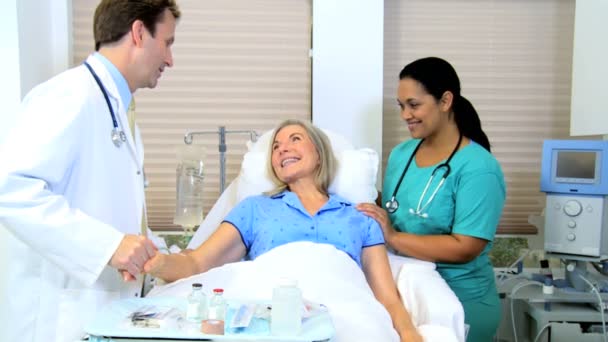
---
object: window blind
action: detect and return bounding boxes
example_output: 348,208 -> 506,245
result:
383,0 -> 576,234
73,0 -> 312,230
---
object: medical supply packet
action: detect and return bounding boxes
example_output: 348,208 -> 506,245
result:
85,296 -> 334,341
129,305 -> 181,328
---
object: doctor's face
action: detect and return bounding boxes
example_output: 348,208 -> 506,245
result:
271,125 -> 320,185
138,9 -> 176,89
397,78 -> 450,139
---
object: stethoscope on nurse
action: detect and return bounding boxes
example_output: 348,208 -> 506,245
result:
83,61 -> 149,187
385,133 -> 462,218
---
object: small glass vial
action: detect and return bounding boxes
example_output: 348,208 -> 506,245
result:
202,288 -> 226,335
540,259 -> 553,280
186,283 -> 207,322
271,278 -> 302,336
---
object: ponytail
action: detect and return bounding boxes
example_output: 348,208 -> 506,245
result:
453,95 -> 491,152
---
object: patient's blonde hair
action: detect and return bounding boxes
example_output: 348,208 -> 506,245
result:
266,119 -> 337,196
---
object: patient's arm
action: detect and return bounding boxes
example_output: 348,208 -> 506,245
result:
144,222 -> 246,282
361,245 -> 422,342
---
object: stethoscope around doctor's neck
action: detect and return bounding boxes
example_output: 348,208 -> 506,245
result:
84,62 -> 149,188
385,134 -> 463,217
83,61 -> 127,148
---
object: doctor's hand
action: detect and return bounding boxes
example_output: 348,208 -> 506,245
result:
356,203 -> 398,243
109,234 -> 157,281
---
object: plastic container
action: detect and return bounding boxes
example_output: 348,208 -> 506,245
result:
173,147 -> 205,235
186,283 -> 207,322
202,288 -> 226,335
271,278 -> 303,336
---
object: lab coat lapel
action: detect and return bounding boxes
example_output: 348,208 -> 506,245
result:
83,55 -> 143,169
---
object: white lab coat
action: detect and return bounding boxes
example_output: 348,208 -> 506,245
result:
0,55 -> 152,342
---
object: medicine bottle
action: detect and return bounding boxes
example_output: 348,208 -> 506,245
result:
202,288 -> 226,335
271,278 -> 302,336
540,259 -> 553,280
208,289 -> 227,321
186,283 -> 207,322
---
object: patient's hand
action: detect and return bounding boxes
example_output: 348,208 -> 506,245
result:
143,252 -> 197,283
143,253 -> 167,278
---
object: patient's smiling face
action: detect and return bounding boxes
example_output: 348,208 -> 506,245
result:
271,124 -> 320,185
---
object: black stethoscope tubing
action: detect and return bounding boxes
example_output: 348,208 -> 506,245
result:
385,134 -> 463,213
83,61 -> 126,148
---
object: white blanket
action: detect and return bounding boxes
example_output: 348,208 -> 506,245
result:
149,242 -> 463,342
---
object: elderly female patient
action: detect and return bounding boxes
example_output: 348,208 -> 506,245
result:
144,119 -> 422,342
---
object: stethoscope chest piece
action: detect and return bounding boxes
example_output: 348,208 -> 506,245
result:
385,197 -> 399,213
111,128 -> 127,148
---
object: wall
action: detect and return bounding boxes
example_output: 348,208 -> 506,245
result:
0,0 -> 71,143
17,0 -> 71,98
570,0 -> 608,136
311,0 -> 384,186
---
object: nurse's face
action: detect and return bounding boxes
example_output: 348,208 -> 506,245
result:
136,9 -> 176,89
397,78 -> 451,139
271,125 -> 320,184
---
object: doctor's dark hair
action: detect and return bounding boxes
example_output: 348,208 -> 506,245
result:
399,57 -> 491,152
93,0 -> 181,51
266,119 -> 337,197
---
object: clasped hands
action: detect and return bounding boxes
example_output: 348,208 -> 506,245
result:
109,234 -> 158,281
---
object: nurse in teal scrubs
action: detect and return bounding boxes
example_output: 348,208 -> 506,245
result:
358,57 -> 506,342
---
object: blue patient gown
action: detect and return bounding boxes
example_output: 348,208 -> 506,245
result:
223,191 -> 385,267
383,139 -> 506,342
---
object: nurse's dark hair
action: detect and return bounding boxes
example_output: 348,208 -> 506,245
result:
93,0 -> 181,51
266,119 -> 337,197
399,57 -> 491,152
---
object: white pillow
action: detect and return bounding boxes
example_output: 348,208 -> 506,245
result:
236,129 -> 378,204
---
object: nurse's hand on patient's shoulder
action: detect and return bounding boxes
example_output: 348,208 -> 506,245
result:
109,234 -> 158,282
356,203 -> 397,241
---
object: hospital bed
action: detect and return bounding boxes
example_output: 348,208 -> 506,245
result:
148,129 -> 466,342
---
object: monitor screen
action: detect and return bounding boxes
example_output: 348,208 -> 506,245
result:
540,140 -> 608,195
555,151 -> 596,181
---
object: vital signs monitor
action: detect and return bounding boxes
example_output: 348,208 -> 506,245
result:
540,140 -> 608,258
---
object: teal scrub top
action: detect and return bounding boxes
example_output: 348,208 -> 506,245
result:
383,139 -> 506,302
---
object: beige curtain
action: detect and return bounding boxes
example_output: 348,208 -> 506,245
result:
73,0 -> 312,230
383,0 -> 576,234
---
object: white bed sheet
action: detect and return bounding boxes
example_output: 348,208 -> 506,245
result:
150,242 -> 462,342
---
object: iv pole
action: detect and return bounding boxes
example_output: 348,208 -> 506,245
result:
184,126 -> 259,193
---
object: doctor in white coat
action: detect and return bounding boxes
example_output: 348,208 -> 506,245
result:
0,1 -> 181,341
